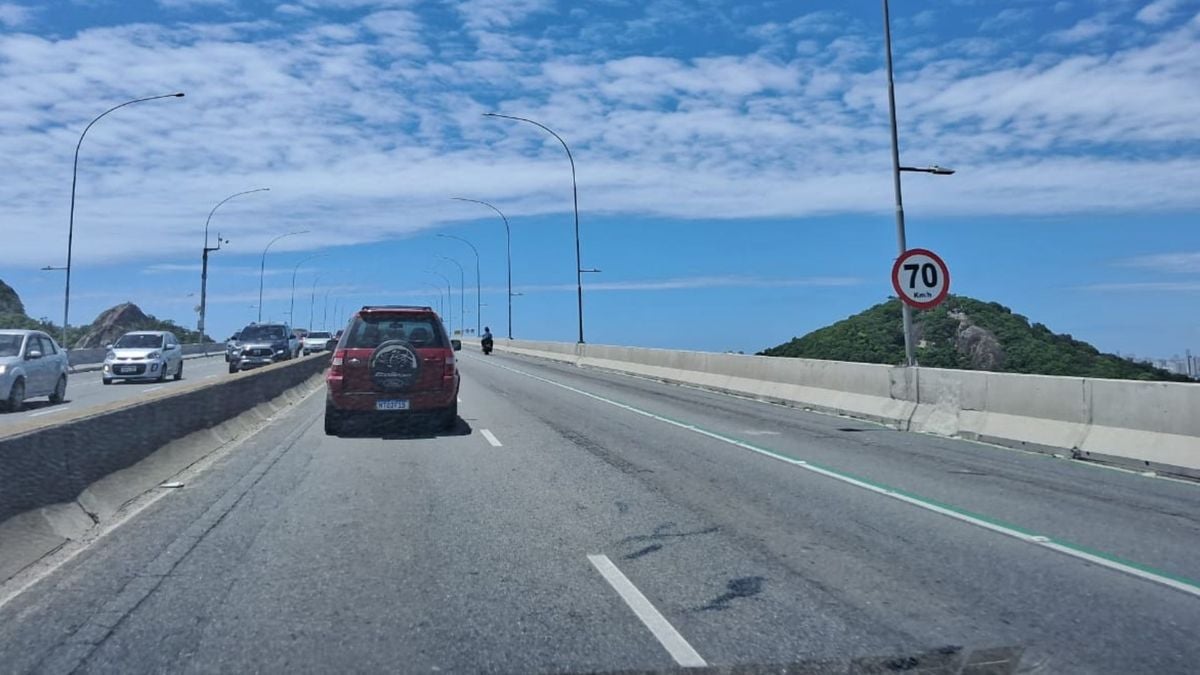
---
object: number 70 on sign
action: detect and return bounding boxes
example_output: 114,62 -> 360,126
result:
891,248 -> 950,310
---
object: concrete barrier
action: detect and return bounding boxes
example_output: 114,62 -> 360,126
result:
0,353 -> 328,530
497,339 -> 1200,478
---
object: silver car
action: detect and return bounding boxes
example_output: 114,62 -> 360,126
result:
102,331 -> 184,384
0,329 -> 69,412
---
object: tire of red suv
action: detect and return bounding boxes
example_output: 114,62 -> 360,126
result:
324,401 -> 344,435
439,400 -> 458,431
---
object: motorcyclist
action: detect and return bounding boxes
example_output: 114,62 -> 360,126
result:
481,326 -> 494,353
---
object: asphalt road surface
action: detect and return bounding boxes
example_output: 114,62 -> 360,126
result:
1,350 -> 1198,673
0,355 -> 230,430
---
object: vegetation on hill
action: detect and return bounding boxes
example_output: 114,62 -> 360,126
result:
760,295 -> 1192,383
0,279 -> 211,348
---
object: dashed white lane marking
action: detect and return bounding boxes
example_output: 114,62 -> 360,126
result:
480,429 -> 503,447
27,407 -> 72,418
588,554 -> 707,668
142,385 -> 165,393
204,375 -> 218,379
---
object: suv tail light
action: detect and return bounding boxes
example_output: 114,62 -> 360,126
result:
330,349 -> 346,376
443,352 -> 456,378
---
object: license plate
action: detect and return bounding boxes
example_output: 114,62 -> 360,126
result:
375,399 -> 410,411
117,366 -> 136,374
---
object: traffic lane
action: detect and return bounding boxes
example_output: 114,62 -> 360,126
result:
0,355 -> 230,427
63,379 -> 682,674
464,352 -> 1200,673
476,352 -> 1200,585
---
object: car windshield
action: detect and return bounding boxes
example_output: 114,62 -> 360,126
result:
308,332 -> 331,340
114,334 -> 163,349
0,335 -> 22,357
344,315 -> 444,349
240,326 -> 286,341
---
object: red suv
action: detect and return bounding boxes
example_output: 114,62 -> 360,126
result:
324,305 -> 461,435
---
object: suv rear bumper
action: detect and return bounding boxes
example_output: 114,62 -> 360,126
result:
326,386 -> 456,412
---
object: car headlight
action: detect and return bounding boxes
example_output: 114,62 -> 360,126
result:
147,351 -> 161,360
0,364 -> 7,375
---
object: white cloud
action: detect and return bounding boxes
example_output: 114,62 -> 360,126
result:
156,0 -> 236,10
513,275 -> 863,293
0,4 -> 1197,270
454,0 -> 553,31
980,8 -> 1032,32
1117,251 -> 1200,273
0,2 -> 32,27
1080,281 -> 1200,292
1045,13 -> 1115,44
1136,0 -> 1181,25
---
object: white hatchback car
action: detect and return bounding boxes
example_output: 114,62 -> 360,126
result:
103,331 -> 184,384
0,329 -> 70,412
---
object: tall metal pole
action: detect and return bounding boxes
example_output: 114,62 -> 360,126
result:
258,230 -> 308,323
438,233 -> 481,335
427,271 -> 453,336
437,255 -> 466,336
309,275 -> 320,331
322,290 -> 331,331
883,0 -> 915,367
451,198 -> 512,339
484,113 -> 585,343
289,253 -> 328,327
63,92 -> 185,349
201,188 -> 268,339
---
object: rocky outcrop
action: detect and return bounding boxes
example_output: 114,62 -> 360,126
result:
73,303 -> 150,349
0,279 -> 25,316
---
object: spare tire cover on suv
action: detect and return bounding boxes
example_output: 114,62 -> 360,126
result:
369,340 -> 422,391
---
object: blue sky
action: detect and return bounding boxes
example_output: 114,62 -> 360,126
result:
0,0 -> 1198,357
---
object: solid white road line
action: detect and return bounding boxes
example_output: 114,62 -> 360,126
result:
588,554 -> 707,668
27,407 -> 71,418
485,358 -> 1200,601
480,429 -> 503,447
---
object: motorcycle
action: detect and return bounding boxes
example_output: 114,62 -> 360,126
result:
481,337 -> 494,355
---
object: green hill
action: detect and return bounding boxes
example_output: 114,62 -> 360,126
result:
760,295 -> 1192,383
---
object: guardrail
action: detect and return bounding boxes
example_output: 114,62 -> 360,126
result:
497,340 -> 1200,479
66,342 -> 223,366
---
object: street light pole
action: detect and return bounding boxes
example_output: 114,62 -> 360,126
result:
484,113 -> 586,343
882,0 -> 954,366
258,230 -> 308,323
427,271 -> 453,336
451,197 -> 512,339
309,275 -> 321,331
200,187 -> 268,340
62,92 -> 185,349
290,253 -> 329,328
437,233 -> 481,336
436,255 -> 466,336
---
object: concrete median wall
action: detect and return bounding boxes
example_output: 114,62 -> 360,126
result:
0,353 -> 327,529
498,340 -> 1200,478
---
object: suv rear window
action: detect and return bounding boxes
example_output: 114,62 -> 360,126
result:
343,314 -> 446,349
240,325 -> 288,341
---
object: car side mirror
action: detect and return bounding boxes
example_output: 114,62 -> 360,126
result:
451,339 -> 462,352
105,343 -> 113,350
26,350 -> 43,360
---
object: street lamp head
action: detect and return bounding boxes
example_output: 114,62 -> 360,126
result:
929,165 -> 955,175
173,92 -> 185,97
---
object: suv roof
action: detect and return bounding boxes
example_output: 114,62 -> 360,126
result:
359,305 -> 433,313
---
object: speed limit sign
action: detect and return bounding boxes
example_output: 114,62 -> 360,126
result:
891,248 -> 950,309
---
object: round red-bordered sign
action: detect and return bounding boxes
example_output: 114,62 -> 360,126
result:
891,248 -> 950,310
